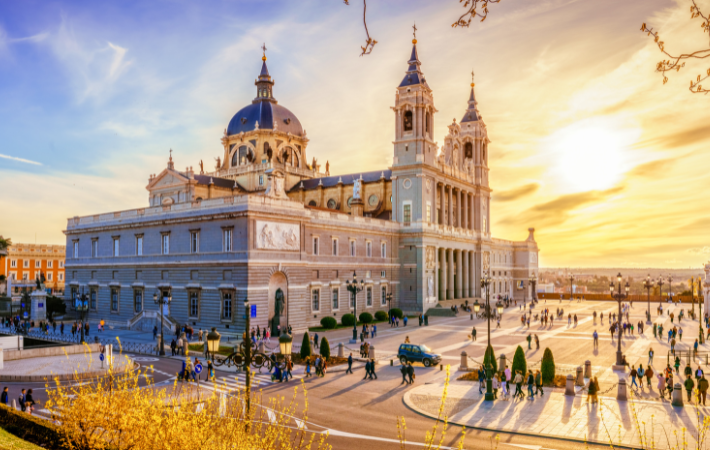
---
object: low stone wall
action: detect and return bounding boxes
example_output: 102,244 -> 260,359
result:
4,343 -> 101,361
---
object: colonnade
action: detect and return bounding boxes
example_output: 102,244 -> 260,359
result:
435,182 -> 476,230
436,247 -> 476,301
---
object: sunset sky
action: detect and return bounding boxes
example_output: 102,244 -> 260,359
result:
1,0 -> 709,268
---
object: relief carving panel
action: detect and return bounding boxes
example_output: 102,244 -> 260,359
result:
256,221 -> 300,251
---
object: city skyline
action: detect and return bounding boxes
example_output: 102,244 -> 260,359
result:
1,0 -> 709,268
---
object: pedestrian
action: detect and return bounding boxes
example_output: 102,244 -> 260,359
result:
679,327 -> 683,341
526,334 -> 532,349
667,374 -> 675,398
658,372 -> 666,399
526,370 -> 535,398
478,366 -> 486,394
471,327 -> 477,341
346,353 -> 353,374
629,365 -> 639,388
699,374 -> 709,406
492,374 -> 499,399
0,387 -> 7,405
305,358 -> 312,378
153,326 -> 158,341
370,359 -> 378,379
593,330 -> 599,348
535,370 -> 543,396
587,376 -> 598,403
407,363 -> 415,384
637,365 -> 645,388
315,356 -> 322,377
404,336 -> 411,344
364,359 -> 371,380
697,367 -> 705,380
685,375 -> 695,402
501,373 -> 510,400
25,389 -> 35,415
18,389 -> 26,412
648,348 -> 654,365
373,324 -> 377,338
671,338 -> 676,355
170,338 -> 177,356
400,363 -> 408,384
695,339 -> 700,356
514,371 -> 524,398
314,333 -> 320,349
645,365 -> 654,387
286,358 -> 293,380
674,356 -> 681,374
534,334 -> 539,350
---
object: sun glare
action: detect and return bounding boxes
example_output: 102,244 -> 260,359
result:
546,119 -> 640,192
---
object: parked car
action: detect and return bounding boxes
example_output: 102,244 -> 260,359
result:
398,343 -> 442,367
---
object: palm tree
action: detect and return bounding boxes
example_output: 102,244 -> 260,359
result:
0,236 -> 11,254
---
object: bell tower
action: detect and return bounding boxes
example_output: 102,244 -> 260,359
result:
392,26 -> 438,168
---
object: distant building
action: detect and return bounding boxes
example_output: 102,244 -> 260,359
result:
1,243 -> 66,295
536,283 -> 555,294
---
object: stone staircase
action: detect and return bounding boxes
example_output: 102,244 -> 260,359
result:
127,310 -> 176,333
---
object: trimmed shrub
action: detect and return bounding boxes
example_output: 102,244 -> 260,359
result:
341,313 -> 356,327
0,403 -> 64,449
320,317 -> 337,329
483,345 -> 497,373
541,347 -> 555,384
320,337 -> 331,360
359,312 -> 373,324
300,332 -> 312,360
374,310 -> 388,321
512,345 -> 527,379
389,308 -> 403,319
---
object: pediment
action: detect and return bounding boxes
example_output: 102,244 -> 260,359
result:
146,169 -> 190,192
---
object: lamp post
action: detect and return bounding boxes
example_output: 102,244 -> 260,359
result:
386,292 -> 393,317
643,274 -> 653,324
691,276 -> 697,317
699,278 -> 704,344
609,273 -> 630,367
475,271 -> 496,401
75,287 -> 89,344
568,274 -> 575,300
153,289 -> 171,356
668,275 -> 673,302
346,272 -> 365,342
529,273 -> 537,302
657,277 -> 665,307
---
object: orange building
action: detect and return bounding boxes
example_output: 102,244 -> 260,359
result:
0,243 -> 66,295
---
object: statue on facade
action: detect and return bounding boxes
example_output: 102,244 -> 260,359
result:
325,160 -> 330,174
199,160 -> 204,174
214,157 -> 221,169
353,177 -> 362,200
272,289 -> 285,336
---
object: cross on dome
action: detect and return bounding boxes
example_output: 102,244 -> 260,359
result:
261,43 -> 267,61
412,22 -> 418,44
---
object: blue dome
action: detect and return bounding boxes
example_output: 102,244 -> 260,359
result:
227,100 -> 304,136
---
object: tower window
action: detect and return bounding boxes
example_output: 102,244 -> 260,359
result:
465,142 -> 473,159
403,111 -> 413,132
426,112 -> 430,134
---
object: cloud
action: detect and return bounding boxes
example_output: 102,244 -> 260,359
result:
627,157 -> 675,178
10,32 -> 49,44
686,247 -> 710,255
493,183 -> 539,202
508,185 -> 624,228
0,153 -> 42,166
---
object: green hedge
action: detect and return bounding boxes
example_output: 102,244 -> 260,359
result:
319,317 -> 337,329
358,312 -> 373,324
0,403 -> 66,449
389,308 -> 403,319
341,314 -> 356,327
512,345 -> 527,379
374,310 -> 388,321
300,332 -> 312,360
483,345 -> 497,373
541,347 -> 555,384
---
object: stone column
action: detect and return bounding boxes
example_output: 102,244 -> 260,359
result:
439,248 -> 447,301
462,191 -> 468,230
564,374 -> 575,396
472,193 -> 478,231
469,251 -> 476,297
447,186 -> 453,228
672,383 -> 684,406
456,250 -> 463,299
460,351 -> 469,371
462,250 -> 469,300
617,379 -> 628,401
456,189 -> 462,228
447,249 -> 454,300
440,184 -> 446,226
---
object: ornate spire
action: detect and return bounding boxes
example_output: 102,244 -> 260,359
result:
461,69 -> 480,123
167,149 -> 174,170
254,44 -> 275,103
399,24 -> 428,88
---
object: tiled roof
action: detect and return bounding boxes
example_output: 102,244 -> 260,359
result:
289,169 -> 391,192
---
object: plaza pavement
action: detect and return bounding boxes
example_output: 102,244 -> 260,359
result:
0,352 -> 134,381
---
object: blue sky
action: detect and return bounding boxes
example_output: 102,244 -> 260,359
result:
2,0 -> 710,267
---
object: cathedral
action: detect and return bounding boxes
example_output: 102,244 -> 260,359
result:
63,37 -> 539,336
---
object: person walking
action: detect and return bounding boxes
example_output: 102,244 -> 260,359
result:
685,363 -> 693,380
346,353 -> 353,374
285,358 -> 293,381
695,339 -> 700,356
645,365 -> 654,388
363,360 -> 371,380
526,370 -> 535,398
492,374 -> 499,399
314,333 -> 320,350
699,374 -> 709,406
593,330 -> 599,349
674,356 -> 681,374
153,326 -> 158,341
400,363 -> 409,385
671,337 -> 676,355
478,366 -> 486,394
658,372 -> 667,399
406,363 -> 415,384
369,359 -> 378,380
471,327 -> 477,341
630,366 -> 639,389
305,358 -> 312,378
648,348 -> 654,366
25,389 -> 35,415
514,371 -> 524,399
526,334 -> 532,349
679,326 -> 683,341
18,389 -> 26,412
637,365 -> 645,388
685,375 -> 695,402
696,367 -> 705,380
535,370 -> 543,396
170,338 -> 177,357
587,376 -> 598,403
534,334 -> 540,350
0,387 -> 7,405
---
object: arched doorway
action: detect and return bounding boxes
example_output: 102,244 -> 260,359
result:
268,272 -> 288,335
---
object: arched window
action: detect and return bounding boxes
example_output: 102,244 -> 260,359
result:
425,112 -> 430,134
264,142 -> 271,163
403,111 -> 413,132
308,200 -> 317,207
232,146 -> 251,166
464,142 -> 473,159
327,199 -> 337,209
482,144 -> 487,164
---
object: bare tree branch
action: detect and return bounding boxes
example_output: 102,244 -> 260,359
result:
641,0 -> 710,94
451,0 -> 502,27
344,0 -> 378,56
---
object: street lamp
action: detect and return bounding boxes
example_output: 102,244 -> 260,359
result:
153,289 -> 171,356
279,333 -> 293,357
691,276 -> 697,317
609,272 -> 630,367
75,287 -> 90,344
529,273 -> 537,302
479,271 -> 495,401
568,274 -> 575,301
643,274 -> 653,324
668,275 -> 673,302
657,277 -> 665,306
699,278 -> 704,345
346,272 -> 365,343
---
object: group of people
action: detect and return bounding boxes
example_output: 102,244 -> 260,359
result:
478,366 -> 544,400
0,387 -> 36,414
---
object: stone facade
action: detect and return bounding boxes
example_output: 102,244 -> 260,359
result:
63,39 -> 538,336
